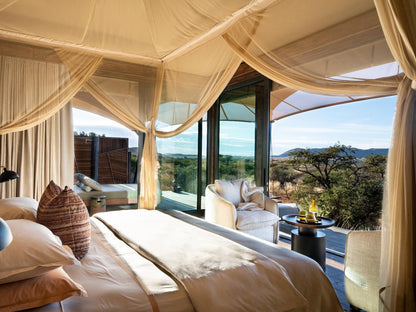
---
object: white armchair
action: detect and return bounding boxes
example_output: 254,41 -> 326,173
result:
344,230 -> 381,312
205,180 -> 279,243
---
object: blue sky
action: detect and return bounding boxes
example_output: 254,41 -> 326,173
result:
271,95 -> 397,155
73,95 -> 397,156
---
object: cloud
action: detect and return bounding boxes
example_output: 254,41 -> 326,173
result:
339,123 -> 392,133
73,108 -> 125,128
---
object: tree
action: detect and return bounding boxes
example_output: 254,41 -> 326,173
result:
288,144 -> 356,190
362,154 -> 387,180
270,161 -> 300,199
288,144 -> 387,230
73,131 -> 105,137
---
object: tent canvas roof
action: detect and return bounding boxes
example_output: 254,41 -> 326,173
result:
0,0 -> 399,127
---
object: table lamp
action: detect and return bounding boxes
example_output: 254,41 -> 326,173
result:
0,218 -> 12,250
0,166 -> 19,183
0,165 -> 18,250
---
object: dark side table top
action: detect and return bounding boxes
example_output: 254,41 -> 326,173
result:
282,214 -> 335,229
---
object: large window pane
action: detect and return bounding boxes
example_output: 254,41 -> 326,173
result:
201,119 -> 207,210
218,85 -> 256,184
157,123 -> 198,211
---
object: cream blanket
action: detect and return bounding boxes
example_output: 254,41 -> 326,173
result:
96,210 -> 308,312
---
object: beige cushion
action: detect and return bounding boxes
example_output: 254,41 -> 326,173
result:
236,210 -> 279,231
237,202 -> 263,211
245,191 -> 265,208
83,176 -> 103,191
241,181 -> 263,201
76,180 -> 92,192
0,220 -> 75,284
215,179 -> 243,207
38,186 -> 91,260
238,180 -> 265,210
75,173 -> 102,191
0,197 -> 38,221
0,267 -> 86,311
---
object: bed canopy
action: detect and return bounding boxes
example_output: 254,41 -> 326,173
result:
0,0 -> 415,310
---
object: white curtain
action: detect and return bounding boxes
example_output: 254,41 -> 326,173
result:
0,52 -> 102,135
0,54 -> 77,199
375,0 -> 416,310
0,102 -> 74,200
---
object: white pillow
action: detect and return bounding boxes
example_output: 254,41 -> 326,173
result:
83,176 -> 102,191
75,173 -> 102,191
240,180 -> 265,208
0,197 -> 38,221
0,219 -> 76,284
215,179 -> 243,207
76,180 -> 92,192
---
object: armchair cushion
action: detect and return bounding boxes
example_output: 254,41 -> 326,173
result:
240,180 -> 265,209
236,210 -> 279,231
215,179 -> 243,207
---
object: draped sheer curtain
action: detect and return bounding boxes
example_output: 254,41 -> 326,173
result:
0,51 -> 100,199
0,102 -> 73,200
0,52 -> 102,135
375,0 -> 416,310
80,36 -> 242,208
0,54 -> 83,199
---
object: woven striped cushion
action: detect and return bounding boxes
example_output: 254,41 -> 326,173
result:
37,186 -> 91,260
38,180 -> 62,210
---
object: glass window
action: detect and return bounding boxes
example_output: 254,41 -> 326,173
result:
156,123 -> 198,211
218,85 -> 257,184
200,118 -> 207,210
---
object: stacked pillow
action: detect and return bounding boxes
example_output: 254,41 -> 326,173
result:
0,197 -> 38,221
0,220 -> 77,284
74,173 -> 102,192
76,180 -> 92,192
0,195 -> 87,310
37,181 -> 91,260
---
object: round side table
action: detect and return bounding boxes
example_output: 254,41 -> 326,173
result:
282,214 -> 335,271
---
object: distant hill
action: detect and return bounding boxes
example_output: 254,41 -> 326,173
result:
275,148 -> 389,159
157,153 -> 198,159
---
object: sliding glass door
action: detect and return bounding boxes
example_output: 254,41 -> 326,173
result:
208,78 -> 271,190
155,77 -> 271,213
218,84 -> 257,184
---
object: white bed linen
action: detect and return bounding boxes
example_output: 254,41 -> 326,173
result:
30,217 -> 193,312
164,209 -> 344,312
31,209 -> 342,312
95,210 -> 308,312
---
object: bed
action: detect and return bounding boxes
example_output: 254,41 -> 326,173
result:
25,209 -> 342,312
